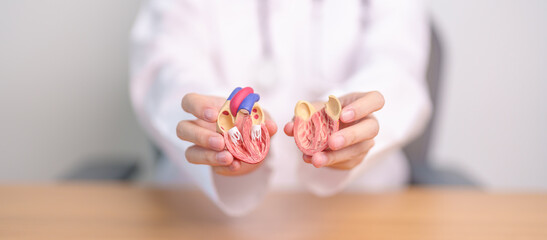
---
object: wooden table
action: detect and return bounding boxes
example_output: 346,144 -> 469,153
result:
1,184 -> 546,240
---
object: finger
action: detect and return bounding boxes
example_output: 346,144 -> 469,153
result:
193,118 -> 218,131
311,140 -> 375,168
265,119 -> 278,136
213,159 -> 246,176
185,145 -> 233,166
339,91 -> 385,123
338,92 -> 366,107
284,121 -> 294,136
181,93 -> 225,122
177,120 -> 225,151
302,154 -> 312,163
328,116 -> 379,150
329,158 -> 366,170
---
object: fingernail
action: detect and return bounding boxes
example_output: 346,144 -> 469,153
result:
216,151 -> 229,165
331,135 -> 345,150
341,109 -> 355,122
313,153 -> 328,168
209,136 -> 224,150
204,109 -> 216,121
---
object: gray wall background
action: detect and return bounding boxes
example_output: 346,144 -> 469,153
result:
0,0 -> 545,189
0,0 -> 151,181
429,0 -> 547,190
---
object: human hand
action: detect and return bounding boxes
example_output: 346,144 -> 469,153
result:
284,91 -> 384,170
177,93 -> 277,176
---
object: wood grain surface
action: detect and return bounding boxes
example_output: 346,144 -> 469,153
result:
0,184 -> 546,240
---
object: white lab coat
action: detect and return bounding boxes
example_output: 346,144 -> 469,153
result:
130,0 -> 432,216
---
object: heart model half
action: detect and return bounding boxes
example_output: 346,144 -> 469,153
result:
293,95 -> 342,156
216,87 -> 270,164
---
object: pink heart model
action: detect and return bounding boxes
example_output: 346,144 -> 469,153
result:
293,95 -> 342,156
216,87 -> 270,164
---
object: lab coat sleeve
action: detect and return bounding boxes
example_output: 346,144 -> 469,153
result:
129,0 -> 271,216
300,0 -> 432,195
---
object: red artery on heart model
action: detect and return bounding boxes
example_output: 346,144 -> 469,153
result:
293,95 -> 342,156
216,87 -> 270,164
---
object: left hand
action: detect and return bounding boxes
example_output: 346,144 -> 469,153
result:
284,91 -> 384,170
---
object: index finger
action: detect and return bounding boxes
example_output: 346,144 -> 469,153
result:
339,91 -> 384,123
283,121 -> 294,136
181,93 -> 225,122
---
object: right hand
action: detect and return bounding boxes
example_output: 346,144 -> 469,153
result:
177,93 -> 277,176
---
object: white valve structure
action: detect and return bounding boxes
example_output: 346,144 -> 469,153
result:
251,125 -> 261,141
228,126 -> 242,145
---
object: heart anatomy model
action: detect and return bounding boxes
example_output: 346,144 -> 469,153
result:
216,87 -> 270,164
292,95 -> 342,156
